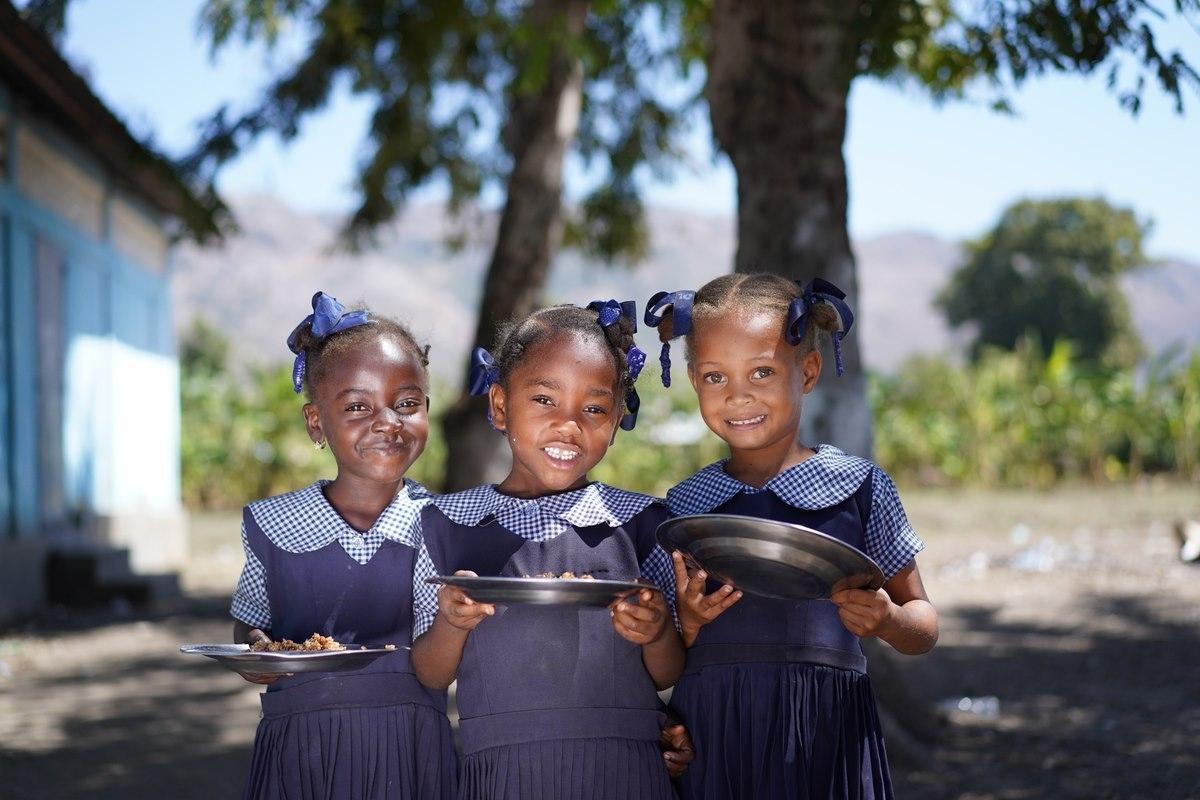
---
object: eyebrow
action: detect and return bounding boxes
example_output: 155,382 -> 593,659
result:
696,353 -> 778,367
524,378 -> 614,398
335,385 -> 425,398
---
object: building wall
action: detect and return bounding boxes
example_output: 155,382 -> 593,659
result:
0,84 -> 185,621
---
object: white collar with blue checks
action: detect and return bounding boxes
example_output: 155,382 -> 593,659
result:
665,445 -> 872,516
432,482 -> 659,542
248,479 -> 433,562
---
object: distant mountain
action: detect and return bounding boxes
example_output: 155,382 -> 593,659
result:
173,195 -> 1200,382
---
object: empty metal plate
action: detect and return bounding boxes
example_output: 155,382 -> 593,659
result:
656,514 -> 884,601
425,575 -> 654,607
179,643 -> 403,674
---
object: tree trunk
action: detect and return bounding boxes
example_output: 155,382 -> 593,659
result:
441,0 -> 589,491
707,0 -> 872,457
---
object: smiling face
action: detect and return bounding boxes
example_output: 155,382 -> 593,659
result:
490,331 -> 622,497
687,309 -> 821,458
302,334 -> 430,487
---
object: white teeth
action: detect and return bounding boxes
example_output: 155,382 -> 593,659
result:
727,415 -> 766,427
544,447 -> 580,461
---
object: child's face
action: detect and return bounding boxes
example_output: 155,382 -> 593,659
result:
490,331 -> 621,496
303,335 -> 429,486
687,310 -> 821,455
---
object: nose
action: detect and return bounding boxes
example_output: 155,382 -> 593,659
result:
724,375 -> 754,406
551,410 -> 584,438
372,406 -> 404,432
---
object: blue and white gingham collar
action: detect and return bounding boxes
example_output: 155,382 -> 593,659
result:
665,445 -> 872,515
248,479 -> 433,563
432,482 -> 658,542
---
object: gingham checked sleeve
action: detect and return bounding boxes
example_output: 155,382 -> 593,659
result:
411,514 -> 440,640
230,515 -> 272,629
863,467 -> 925,580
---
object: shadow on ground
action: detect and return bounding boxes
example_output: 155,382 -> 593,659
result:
894,593 -> 1200,800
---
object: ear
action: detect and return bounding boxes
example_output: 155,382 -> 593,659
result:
302,402 -> 323,444
488,383 -> 508,432
799,348 -> 822,394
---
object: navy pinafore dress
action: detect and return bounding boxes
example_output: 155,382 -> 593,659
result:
413,483 -> 679,800
231,480 -> 457,800
666,446 -> 925,800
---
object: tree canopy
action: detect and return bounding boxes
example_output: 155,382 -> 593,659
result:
937,196 -> 1149,365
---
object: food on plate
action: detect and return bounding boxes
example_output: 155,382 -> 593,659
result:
251,633 -> 345,652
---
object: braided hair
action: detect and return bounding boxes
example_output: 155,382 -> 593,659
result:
657,273 -> 842,362
492,304 -> 638,418
292,313 -> 431,402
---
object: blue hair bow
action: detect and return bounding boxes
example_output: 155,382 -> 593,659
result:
468,347 -> 500,397
643,290 -> 696,388
286,291 -> 371,393
785,278 -> 855,376
587,299 -> 644,430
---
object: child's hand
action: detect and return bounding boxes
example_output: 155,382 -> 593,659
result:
659,721 -> 695,778
236,629 -> 291,684
830,587 -> 897,638
437,570 -> 495,632
611,587 -> 671,646
672,550 -> 741,647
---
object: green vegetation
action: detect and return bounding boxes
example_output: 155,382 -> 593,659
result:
938,198 -> 1148,367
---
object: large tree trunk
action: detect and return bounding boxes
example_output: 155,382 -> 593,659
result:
441,0 -> 589,491
707,0 -> 872,457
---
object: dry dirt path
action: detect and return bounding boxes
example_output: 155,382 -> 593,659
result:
1,484 -> 1197,799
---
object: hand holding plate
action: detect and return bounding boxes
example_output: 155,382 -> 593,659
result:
830,586 -> 897,639
611,587 -> 671,646
438,570 -> 496,631
672,550 -> 741,647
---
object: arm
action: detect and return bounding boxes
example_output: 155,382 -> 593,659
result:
410,573 -> 495,690
830,560 -> 939,655
612,588 -> 685,689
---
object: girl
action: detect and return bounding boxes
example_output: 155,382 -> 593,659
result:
230,291 -> 457,800
410,301 -> 684,800
645,275 -> 939,800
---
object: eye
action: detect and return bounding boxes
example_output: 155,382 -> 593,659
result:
345,402 -> 369,413
583,404 -> 609,416
752,367 -> 775,379
702,372 -> 725,385
531,395 -> 553,406
396,398 -> 422,412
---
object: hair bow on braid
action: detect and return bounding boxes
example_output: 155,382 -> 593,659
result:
285,291 -> 371,393
586,299 -> 645,431
643,290 -> 696,388
785,278 -> 855,376
467,347 -> 502,429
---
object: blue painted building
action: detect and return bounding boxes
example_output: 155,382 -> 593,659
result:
0,4 -> 210,623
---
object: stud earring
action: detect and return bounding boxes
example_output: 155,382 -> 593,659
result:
313,439 -> 326,450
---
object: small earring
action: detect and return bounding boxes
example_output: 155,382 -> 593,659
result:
313,439 -> 326,450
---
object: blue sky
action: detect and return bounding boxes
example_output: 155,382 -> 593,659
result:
59,0 -> 1200,260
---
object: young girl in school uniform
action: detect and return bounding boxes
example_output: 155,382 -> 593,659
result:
230,291 -> 457,800
645,275 -> 939,800
410,301 -> 685,800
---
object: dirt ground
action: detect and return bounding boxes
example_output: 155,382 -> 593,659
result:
1,483 -> 1197,799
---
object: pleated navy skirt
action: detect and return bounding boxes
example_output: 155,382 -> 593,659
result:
242,674 -> 457,800
459,737 -> 675,800
669,662 -> 893,800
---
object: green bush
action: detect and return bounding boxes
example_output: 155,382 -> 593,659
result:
872,341 -> 1200,487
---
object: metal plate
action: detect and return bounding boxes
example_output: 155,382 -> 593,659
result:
179,643 -> 404,675
656,514 -> 885,601
425,575 -> 653,607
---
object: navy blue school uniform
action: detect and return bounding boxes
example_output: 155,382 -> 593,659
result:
413,482 -> 679,800
231,479 -> 457,800
665,445 -> 925,800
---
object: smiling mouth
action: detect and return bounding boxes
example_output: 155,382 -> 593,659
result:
543,446 -> 582,463
726,415 -> 766,428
